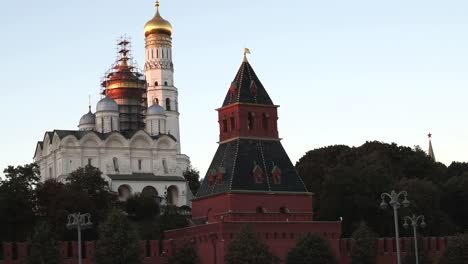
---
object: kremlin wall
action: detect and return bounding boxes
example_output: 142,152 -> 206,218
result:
6,1 -> 454,264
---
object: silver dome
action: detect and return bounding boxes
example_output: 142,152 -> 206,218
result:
79,111 -> 96,125
96,97 -> 119,112
147,104 -> 166,116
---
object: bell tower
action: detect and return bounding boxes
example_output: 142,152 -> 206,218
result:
144,1 -> 181,153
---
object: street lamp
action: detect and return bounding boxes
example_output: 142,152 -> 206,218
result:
67,213 -> 93,264
403,214 -> 426,264
380,190 -> 410,264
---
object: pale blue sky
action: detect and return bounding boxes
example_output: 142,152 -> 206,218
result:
1,0 -> 468,176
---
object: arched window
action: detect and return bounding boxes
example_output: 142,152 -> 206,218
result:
164,81 -> 168,86
256,206 -> 266,213
157,49 -> 159,58
166,98 -> 171,111
262,113 -> 269,129
154,81 -> 159,87
230,113 -> 235,130
248,112 -> 255,130
153,98 -> 159,105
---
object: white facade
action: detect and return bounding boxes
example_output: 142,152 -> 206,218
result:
145,33 -> 182,154
34,130 -> 190,206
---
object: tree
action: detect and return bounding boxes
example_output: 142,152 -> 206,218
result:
350,222 -> 377,264
26,221 -> 61,264
439,233 -> 468,264
66,165 -> 116,239
124,193 -> 162,239
295,141 -> 452,237
286,233 -> 338,264
95,208 -> 142,264
0,163 -> 40,241
225,225 -> 279,264
168,241 -> 200,264
183,165 -> 201,195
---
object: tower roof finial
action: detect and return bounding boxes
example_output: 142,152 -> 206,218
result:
243,48 -> 251,62
88,94 -> 92,112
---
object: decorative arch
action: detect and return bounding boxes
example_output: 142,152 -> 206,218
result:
104,133 -> 128,148
61,135 -> 79,148
129,131 -> 154,148
142,186 -> 158,198
155,135 -> 176,150
79,133 -> 103,148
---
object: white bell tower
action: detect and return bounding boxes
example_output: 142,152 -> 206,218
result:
144,1 -> 181,153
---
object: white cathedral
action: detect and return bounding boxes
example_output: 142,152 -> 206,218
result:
33,2 -> 192,206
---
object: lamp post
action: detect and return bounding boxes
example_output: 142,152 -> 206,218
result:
380,190 -> 410,264
403,214 -> 426,264
66,213 -> 93,264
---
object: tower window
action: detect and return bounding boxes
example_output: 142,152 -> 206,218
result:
113,157 -> 119,172
222,116 -> 228,133
262,113 -> 269,129
153,98 -> 159,105
157,49 -> 159,58
166,98 -> 171,111
154,81 -> 159,86
230,113 -> 235,130
164,81 -> 168,86
138,159 -> 142,171
248,112 -> 255,130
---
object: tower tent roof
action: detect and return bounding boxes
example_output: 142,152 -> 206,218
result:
196,139 -> 308,198
222,61 -> 274,107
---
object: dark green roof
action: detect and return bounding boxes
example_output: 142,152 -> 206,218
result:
108,173 -> 186,182
196,139 -> 308,198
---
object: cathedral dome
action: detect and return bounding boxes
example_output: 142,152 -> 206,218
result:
147,103 -> 166,116
144,2 -> 173,37
79,110 -> 96,125
96,97 -> 119,112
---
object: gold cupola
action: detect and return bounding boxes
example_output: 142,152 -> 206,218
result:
144,1 -> 173,37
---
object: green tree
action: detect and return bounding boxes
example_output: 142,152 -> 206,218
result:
124,193 -> 162,239
439,233 -> 468,264
350,222 -> 377,264
66,165 -> 116,239
95,208 -> 142,264
168,241 -> 200,264
286,233 -> 338,264
0,163 -> 40,241
26,221 -> 61,264
225,225 -> 279,264
183,165 -> 201,195
442,172 -> 468,232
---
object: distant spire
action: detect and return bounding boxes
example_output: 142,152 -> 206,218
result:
243,48 -> 251,62
428,133 -> 435,161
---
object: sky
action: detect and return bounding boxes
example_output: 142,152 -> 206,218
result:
1,0 -> 468,177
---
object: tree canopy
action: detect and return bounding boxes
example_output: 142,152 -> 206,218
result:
296,141 -> 466,236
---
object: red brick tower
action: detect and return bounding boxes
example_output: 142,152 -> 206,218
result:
164,54 -> 342,263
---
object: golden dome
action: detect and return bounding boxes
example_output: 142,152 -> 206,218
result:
144,1 -> 173,37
